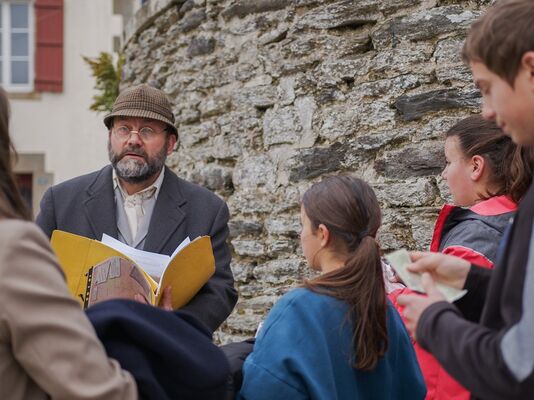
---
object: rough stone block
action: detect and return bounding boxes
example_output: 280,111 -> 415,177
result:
356,100 -> 397,130
410,209 -> 440,250
319,105 -> 360,141
272,185 -> 301,213
350,127 -> 411,152
233,154 -> 277,189
277,76 -> 296,105
199,95 -> 231,118
230,261 -> 254,283
378,0 -> 422,16
235,296 -> 280,316
210,133 -> 247,160
288,142 -> 346,182
228,220 -> 264,239
187,36 -> 217,57
252,259 -> 304,284
238,283 -> 291,299
297,0 -> 380,30
190,164 -> 233,192
221,0 -> 292,20
379,210 -> 414,251
268,239 -> 297,255
178,9 -> 206,33
214,331 -> 252,345
395,89 -> 481,121
374,177 -> 439,208
369,46 -> 434,78
263,106 -> 303,146
375,141 -> 445,179
372,6 -> 481,48
411,115 -> 466,142
317,56 -> 372,84
281,33 -> 371,60
232,85 -> 278,109
224,312 -> 264,333
179,123 -> 211,148
434,37 -> 472,84
227,189 -> 274,215
232,239 -> 267,257
265,215 -> 301,236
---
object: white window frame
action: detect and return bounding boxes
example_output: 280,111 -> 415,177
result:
0,0 -> 34,93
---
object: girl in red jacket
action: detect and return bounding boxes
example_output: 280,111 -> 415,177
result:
390,115 -> 534,400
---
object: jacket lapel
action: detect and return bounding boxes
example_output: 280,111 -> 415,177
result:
83,165 -> 118,240
144,167 -> 187,254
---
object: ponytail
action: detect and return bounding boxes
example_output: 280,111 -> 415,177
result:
302,176 -> 387,371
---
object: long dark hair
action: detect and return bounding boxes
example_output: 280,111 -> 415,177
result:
0,87 -> 30,220
302,176 -> 387,371
446,115 -> 534,203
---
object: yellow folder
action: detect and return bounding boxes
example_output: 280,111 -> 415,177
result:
50,230 -> 215,310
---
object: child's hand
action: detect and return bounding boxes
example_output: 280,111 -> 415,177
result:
408,251 -> 471,290
397,273 -> 446,339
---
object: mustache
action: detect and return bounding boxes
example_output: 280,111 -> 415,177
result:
117,147 -> 148,161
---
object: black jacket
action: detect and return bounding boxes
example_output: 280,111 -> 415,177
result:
87,299 -> 230,400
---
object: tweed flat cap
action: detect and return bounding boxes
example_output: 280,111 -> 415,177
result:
104,84 -> 178,136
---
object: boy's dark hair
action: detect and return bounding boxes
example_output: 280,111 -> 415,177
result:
302,176 -> 387,371
462,0 -> 534,86
446,115 -> 534,203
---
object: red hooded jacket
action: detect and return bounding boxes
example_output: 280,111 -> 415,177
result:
389,196 -> 516,400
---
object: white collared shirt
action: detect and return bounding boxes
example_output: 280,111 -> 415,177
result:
113,168 -> 165,239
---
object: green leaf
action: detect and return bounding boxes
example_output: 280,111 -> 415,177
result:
82,52 -> 125,113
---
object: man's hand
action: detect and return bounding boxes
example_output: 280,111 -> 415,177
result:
134,286 -> 173,311
397,273 -> 446,339
409,251 -> 471,290
158,286 -> 173,311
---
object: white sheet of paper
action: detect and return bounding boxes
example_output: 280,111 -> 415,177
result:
101,234 -> 170,279
171,237 -> 191,259
385,249 -> 467,303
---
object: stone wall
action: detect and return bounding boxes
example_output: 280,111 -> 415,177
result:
122,0 -> 493,342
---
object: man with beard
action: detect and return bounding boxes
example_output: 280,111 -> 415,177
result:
36,84 -> 237,332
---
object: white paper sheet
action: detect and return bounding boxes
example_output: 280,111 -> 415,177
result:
101,234 -> 170,279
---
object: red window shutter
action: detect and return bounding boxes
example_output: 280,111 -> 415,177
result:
34,0 -> 63,92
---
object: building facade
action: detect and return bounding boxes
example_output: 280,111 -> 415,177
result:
6,0 -> 142,216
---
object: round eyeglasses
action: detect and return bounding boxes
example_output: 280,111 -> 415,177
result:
112,125 -> 166,141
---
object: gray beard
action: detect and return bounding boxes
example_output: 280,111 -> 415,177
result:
108,140 -> 168,184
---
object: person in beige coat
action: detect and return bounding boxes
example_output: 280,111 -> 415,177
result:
0,88 -> 137,400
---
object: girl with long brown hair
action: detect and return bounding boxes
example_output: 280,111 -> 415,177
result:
237,176 -> 425,400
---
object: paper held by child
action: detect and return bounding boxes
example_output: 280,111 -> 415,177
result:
385,249 -> 467,302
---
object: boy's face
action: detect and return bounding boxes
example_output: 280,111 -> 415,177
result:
471,59 -> 534,145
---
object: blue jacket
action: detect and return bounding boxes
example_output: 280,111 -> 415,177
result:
238,288 -> 426,400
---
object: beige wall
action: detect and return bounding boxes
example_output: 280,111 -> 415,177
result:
10,0 -> 121,186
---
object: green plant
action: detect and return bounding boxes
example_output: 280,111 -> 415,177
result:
83,52 -> 125,113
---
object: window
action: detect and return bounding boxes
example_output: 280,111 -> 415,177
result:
0,1 -> 33,92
